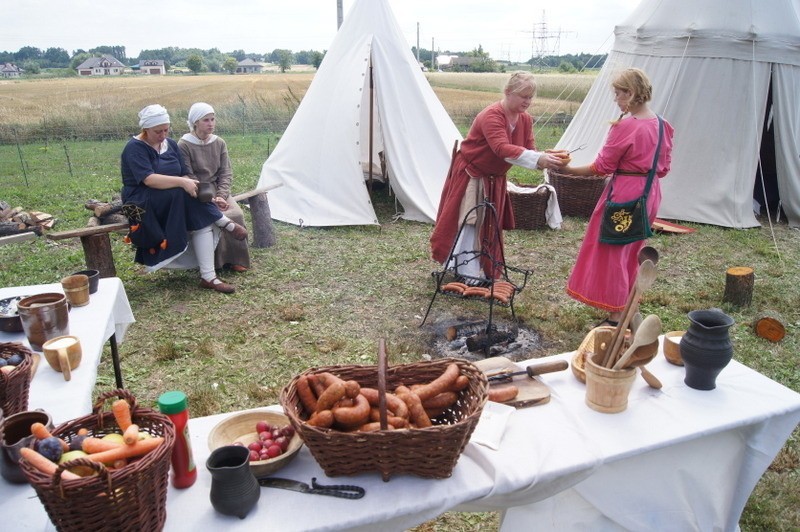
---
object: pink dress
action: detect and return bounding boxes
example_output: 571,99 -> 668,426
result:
566,116 -> 674,312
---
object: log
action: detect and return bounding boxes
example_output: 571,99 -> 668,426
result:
466,328 -> 518,352
722,266 -> 754,307
81,233 -> 116,278
249,192 -> 276,248
0,221 -> 41,237
752,311 -> 786,343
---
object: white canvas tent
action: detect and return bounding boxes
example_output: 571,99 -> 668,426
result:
257,0 -> 461,226
557,0 -> 800,228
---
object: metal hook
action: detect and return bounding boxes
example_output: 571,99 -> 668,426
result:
568,143 -> 588,154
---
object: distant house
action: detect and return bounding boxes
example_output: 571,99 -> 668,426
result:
140,59 -> 165,75
235,59 -> 263,74
1,63 -> 23,78
75,54 -> 126,76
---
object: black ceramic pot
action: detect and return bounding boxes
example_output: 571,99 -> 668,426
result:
680,309 -> 735,390
207,445 -> 260,519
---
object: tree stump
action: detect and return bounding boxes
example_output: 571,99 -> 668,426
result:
722,266 -> 754,307
752,311 -> 786,343
248,193 -> 276,248
81,233 -> 116,278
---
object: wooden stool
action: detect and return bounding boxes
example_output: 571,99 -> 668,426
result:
46,222 -> 129,278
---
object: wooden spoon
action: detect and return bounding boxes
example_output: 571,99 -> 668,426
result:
613,314 -> 663,370
616,338 -> 663,389
605,260 -> 659,368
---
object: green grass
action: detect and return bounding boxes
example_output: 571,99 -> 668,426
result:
1,121 -> 798,531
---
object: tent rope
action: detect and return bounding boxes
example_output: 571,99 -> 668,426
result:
661,35 -> 691,116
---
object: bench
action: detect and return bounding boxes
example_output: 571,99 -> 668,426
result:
46,183 -> 282,278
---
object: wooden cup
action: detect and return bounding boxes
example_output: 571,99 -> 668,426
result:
41,335 -> 82,381
61,274 -> 90,307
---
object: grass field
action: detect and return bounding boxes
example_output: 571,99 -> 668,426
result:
0,72 -> 797,530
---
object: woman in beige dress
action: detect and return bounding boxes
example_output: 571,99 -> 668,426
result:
178,102 -> 251,272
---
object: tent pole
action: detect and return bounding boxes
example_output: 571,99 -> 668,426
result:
368,60 -> 374,193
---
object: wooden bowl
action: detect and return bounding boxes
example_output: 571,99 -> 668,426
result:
663,331 -> 685,366
208,409 -> 303,477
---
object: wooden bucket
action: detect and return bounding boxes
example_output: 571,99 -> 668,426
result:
584,351 -> 636,413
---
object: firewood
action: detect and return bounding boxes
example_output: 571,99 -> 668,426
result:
94,199 -> 123,218
87,216 -> 101,227
752,311 -> 786,343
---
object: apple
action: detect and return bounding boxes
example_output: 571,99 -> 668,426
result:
102,433 -> 125,444
58,450 -> 95,477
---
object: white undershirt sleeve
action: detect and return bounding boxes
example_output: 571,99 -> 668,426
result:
505,149 -> 542,170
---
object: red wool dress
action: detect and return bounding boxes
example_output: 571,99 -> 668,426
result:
566,115 -> 674,312
430,102 -> 534,278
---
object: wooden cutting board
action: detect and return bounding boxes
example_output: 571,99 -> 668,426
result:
475,357 -> 551,408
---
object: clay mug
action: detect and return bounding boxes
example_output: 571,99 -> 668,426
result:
42,335 -> 82,381
61,274 -> 90,307
0,409 -> 53,484
197,182 -> 215,203
17,293 -> 70,351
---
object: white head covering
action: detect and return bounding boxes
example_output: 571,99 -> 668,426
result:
138,104 -> 170,129
187,102 -> 215,131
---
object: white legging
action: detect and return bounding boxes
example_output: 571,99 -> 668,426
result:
190,225 -> 216,282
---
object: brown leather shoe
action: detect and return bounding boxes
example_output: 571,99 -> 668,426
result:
200,278 -> 235,294
227,223 -> 248,241
229,264 -> 248,273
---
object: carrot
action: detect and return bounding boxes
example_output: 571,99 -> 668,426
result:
83,437 -> 163,464
19,447 -> 81,481
112,459 -> 128,469
112,399 -> 133,431
82,436 -> 124,454
77,427 -> 89,436
30,422 -> 69,452
123,424 -> 140,445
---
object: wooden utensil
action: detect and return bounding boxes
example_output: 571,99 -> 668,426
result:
613,314 -> 663,370
605,260 -> 658,368
485,359 -> 568,382
602,247 -> 659,367
475,357 -> 558,408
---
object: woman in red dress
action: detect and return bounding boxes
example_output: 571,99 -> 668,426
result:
564,68 -> 675,325
430,72 -> 566,282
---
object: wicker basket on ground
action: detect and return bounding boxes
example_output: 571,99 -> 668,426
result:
18,389 -> 175,532
509,184 -> 550,230
280,342 -> 487,481
0,342 -> 34,418
546,169 -> 608,218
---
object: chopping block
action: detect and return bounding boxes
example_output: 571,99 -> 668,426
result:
475,357 -> 559,408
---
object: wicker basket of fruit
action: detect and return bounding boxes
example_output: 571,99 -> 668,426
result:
0,342 -> 34,417
280,340 -> 488,481
18,389 -> 175,532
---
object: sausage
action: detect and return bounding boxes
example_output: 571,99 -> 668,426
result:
332,394 -> 371,428
315,381 -> 346,412
421,391 -> 458,410
441,283 -> 466,294
360,388 -> 410,419
491,292 -> 510,304
317,372 -> 345,388
296,375 -> 318,413
307,409 -> 334,428
343,380 -> 361,399
358,422 -> 396,432
452,375 -> 470,391
367,409 -> 409,428
413,363 -> 460,401
307,374 -> 327,398
463,287 -> 490,298
396,388 -> 432,428
488,384 -> 519,403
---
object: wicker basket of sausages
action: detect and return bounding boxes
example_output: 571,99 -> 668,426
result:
279,340 -> 488,481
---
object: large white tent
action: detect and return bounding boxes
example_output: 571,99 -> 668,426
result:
257,0 -> 461,226
557,0 -> 800,228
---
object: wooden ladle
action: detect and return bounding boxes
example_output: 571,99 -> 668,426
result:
605,259 -> 659,367
618,337 -> 663,389
613,314 -> 663,370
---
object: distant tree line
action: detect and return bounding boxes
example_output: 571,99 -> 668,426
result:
1,43 -> 604,76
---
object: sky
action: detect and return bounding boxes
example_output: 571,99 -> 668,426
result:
2,0 -> 642,62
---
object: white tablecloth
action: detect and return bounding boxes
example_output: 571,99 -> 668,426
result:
0,278 -> 136,532
0,278 -> 135,424
2,333 -> 799,531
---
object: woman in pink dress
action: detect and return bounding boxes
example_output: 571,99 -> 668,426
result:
564,68 -> 675,325
430,71 -> 566,282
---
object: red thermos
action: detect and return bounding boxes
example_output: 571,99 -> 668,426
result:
157,390 -> 197,488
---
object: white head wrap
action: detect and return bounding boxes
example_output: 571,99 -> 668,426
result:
187,102 -> 215,131
138,104 -> 170,129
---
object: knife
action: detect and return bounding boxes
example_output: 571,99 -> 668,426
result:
485,359 -> 568,383
258,477 -> 365,499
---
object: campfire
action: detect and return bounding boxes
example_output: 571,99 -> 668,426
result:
428,315 -> 545,362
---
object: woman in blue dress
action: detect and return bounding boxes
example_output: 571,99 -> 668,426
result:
121,104 -> 247,293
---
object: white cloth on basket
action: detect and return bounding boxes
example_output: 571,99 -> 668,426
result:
506,182 -> 563,229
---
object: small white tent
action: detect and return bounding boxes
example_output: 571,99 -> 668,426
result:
257,0 -> 461,226
557,0 -> 800,228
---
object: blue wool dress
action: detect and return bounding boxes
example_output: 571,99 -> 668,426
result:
121,137 -> 222,269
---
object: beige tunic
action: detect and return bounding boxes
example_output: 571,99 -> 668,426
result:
178,136 -> 251,269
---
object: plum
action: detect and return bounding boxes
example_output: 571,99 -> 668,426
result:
68,434 -> 88,452
6,354 -> 23,366
38,437 -> 64,462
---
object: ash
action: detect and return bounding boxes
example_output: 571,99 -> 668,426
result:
425,315 -> 545,363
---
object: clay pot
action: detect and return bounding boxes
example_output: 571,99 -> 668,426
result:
16,293 -> 70,352
680,309 -> 735,390
207,445 -> 260,519
72,269 -> 100,294
197,182 -> 215,203
0,409 -> 53,484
